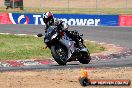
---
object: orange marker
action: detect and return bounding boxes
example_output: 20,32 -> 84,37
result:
79,68 -> 131,86
81,68 -> 88,77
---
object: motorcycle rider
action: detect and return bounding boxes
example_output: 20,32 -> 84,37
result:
43,12 -> 83,49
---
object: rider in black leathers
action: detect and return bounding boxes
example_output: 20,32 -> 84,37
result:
43,12 -> 83,49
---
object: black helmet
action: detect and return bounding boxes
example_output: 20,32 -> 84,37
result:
43,12 -> 54,25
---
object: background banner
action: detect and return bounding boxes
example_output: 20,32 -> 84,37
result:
119,15 -> 132,26
0,13 -> 13,24
55,14 -> 119,26
0,13 -> 119,26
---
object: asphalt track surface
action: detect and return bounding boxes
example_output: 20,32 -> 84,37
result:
0,24 -> 132,71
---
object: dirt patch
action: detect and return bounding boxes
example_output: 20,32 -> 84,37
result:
0,67 -> 132,88
91,43 -> 125,56
1,0 -> 132,8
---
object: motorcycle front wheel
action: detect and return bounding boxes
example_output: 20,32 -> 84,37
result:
51,44 -> 68,65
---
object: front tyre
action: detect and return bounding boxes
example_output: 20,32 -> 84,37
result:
51,44 -> 68,65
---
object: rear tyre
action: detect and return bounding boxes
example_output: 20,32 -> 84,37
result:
78,50 -> 91,64
51,44 -> 68,65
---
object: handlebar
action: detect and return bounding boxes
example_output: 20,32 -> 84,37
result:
37,33 -> 43,37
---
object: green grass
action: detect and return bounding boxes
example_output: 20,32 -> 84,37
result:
1,7 -> 132,14
0,34 -> 51,60
0,34 -> 106,61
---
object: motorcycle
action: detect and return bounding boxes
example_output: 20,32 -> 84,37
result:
38,25 -> 91,65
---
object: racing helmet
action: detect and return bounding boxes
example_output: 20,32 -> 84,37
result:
43,12 -> 54,25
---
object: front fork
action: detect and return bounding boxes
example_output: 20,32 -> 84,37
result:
59,36 -> 75,59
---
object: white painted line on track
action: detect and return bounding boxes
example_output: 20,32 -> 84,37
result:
0,33 -> 10,34
14,34 -> 27,36
0,32 -> 38,37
